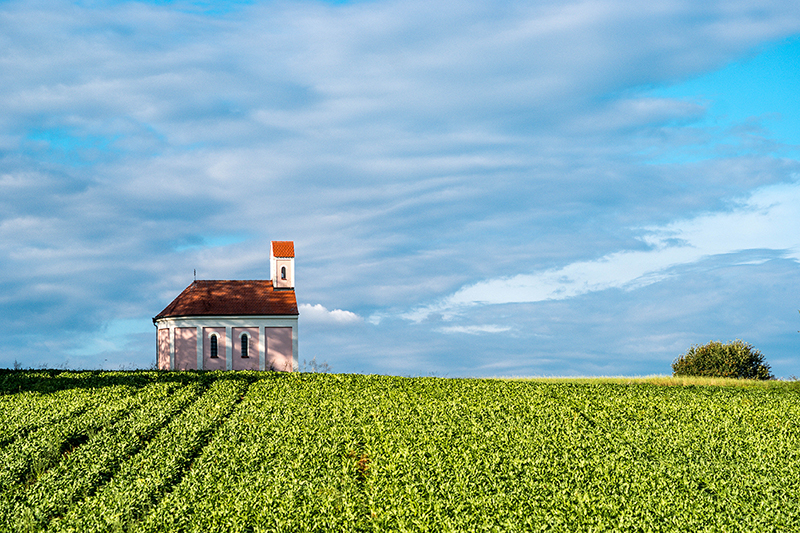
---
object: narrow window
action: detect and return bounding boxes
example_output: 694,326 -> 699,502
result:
281,266 -> 287,280
210,334 -> 218,359
241,334 -> 249,358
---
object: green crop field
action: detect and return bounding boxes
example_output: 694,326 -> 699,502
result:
0,370 -> 798,532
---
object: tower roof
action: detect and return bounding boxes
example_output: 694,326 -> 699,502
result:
271,241 -> 294,258
154,280 -> 298,320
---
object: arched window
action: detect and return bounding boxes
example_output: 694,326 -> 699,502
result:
281,266 -> 287,280
210,334 -> 218,359
241,333 -> 249,358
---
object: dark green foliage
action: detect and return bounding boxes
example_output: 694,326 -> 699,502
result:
672,339 -> 774,380
2,371 -> 799,531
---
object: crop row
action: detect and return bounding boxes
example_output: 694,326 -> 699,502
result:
0,383 -> 146,492
2,381 -> 203,530
50,377 -> 249,532
0,388 -> 96,448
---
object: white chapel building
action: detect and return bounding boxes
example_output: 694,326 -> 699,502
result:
153,241 -> 299,371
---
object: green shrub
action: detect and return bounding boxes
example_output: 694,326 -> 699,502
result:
672,340 -> 773,380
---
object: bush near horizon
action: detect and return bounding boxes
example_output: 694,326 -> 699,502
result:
672,339 -> 774,380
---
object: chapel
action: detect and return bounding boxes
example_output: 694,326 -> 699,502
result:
153,241 -> 299,371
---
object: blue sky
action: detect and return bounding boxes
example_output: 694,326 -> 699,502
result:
2,0 -> 800,377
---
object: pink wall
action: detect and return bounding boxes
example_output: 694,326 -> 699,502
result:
232,327 -> 258,371
175,327 -> 197,370
266,327 -> 292,372
202,327 -> 227,371
157,328 -> 170,370
157,323 -> 294,372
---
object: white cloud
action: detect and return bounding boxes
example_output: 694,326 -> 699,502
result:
407,177 -> 800,320
299,303 -> 362,325
437,324 -> 513,335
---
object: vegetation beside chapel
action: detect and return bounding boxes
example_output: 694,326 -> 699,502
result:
672,339 -> 774,380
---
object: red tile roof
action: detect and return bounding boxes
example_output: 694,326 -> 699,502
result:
271,241 -> 294,258
154,280 -> 298,319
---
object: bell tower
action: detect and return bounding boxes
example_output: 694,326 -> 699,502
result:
270,241 -> 295,290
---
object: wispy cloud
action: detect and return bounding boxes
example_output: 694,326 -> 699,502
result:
437,324 -> 513,335
406,177 -> 800,320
